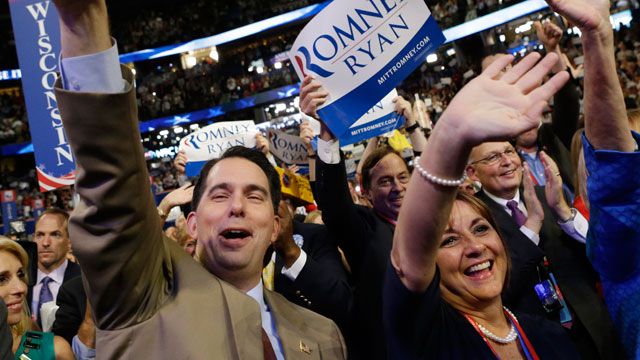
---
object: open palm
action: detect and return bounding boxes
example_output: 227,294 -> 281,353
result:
441,52 -> 569,146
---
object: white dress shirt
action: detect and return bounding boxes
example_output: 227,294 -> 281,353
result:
484,189 -> 588,245
31,259 -> 68,316
247,281 -> 285,360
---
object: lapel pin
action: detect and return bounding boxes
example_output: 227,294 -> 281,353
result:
299,340 -> 312,354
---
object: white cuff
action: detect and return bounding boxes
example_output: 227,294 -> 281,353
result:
317,138 -> 341,164
72,335 -> 96,360
558,210 -> 588,244
281,250 -> 307,281
266,153 -> 278,168
60,39 -> 126,94
519,225 -> 541,246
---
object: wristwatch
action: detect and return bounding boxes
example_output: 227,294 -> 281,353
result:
558,208 -> 577,224
405,123 -> 421,134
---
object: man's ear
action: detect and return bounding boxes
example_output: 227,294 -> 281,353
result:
186,211 -> 198,239
270,213 -> 281,245
466,165 -> 479,182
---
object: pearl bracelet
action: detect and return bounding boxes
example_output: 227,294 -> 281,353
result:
414,156 -> 467,187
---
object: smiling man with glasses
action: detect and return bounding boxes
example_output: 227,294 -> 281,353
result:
465,140 -> 621,359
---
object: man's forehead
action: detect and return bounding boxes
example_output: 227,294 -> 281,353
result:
36,214 -> 65,230
370,153 -> 408,176
472,142 -> 513,158
205,157 -> 271,191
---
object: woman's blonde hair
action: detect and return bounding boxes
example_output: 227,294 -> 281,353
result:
0,236 -> 33,337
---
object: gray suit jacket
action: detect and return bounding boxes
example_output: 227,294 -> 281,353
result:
55,67 -> 346,359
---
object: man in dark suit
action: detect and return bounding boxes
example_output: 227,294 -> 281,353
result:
51,277 -> 92,350
270,201 -> 352,332
0,299 -> 12,360
467,141 -> 622,360
53,1 -> 346,356
28,209 -> 81,326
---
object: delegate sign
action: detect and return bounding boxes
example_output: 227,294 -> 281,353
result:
289,0 -> 444,135
179,121 -> 258,177
9,0 -> 76,192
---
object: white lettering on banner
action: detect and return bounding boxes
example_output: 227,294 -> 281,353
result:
179,121 -> 258,163
350,118 -> 397,136
26,1 -> 72,166
377,34 -> 431,85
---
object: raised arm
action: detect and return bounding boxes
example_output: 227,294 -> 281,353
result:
392,53 -> 569,292
53,0 -> 171,330
299,76 -> 371,269
546,0 -> 635,151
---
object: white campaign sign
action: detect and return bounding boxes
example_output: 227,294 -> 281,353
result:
268,129 -> 310,165
289,0 -> 444,134
179,121 -> 258,176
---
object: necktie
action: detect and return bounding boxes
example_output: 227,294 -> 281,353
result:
262,327 -> 277,360
37,276 -> 54,321
506,200 -> 527,227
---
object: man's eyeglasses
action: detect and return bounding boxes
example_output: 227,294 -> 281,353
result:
469,148 -> 518,166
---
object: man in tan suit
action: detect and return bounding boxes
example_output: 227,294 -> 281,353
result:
52,1 -> 346,358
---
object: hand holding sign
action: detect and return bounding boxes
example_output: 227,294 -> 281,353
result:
299,121 -> 316,155
300,76 -> 404,145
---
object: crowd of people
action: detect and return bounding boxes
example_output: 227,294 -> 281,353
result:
2,0 -> 640,359
0,92 -> 28,146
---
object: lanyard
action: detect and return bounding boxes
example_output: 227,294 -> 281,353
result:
463,310 -> 540,360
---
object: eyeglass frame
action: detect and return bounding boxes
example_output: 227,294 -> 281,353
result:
468,146 -> 519,166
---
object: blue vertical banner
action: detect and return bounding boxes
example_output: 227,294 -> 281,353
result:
9,0 -> 76,192
1,190 -> 18,235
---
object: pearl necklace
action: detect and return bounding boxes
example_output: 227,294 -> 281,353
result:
475,307 -> 519,344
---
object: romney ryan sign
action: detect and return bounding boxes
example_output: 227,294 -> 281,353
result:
179,121 -> 258,177
289,0 -> 444,134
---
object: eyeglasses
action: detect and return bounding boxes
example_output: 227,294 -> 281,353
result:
469,148 -> 518,166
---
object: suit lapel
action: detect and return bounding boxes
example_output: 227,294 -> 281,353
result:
219,282 -> 263,359
264,291 -> 320,360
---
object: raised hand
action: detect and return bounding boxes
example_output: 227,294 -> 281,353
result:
522,163 -> 544,234
173,150 -> 187,175
52,0 -> 111,58
159,183 -> 195,214
545,0 -> 610,32
540,151 -> 573,221
534,21 -> 563,51
299,120 -> 316,155
439,52 -> 569,146
300,76 -> 330,119
255,133 -> 270,156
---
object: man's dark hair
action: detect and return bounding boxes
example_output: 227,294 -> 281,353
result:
191,146 -> 282,213
360,146 -> 408,191
36,208 -> 70,236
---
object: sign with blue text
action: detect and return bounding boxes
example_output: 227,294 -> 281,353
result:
338,89 -> 405,146
179,121 -> 259,177
1,191 -> 18,235
9,0 -> 76,192
268,129 -> 309,165
289,0 -> 444,132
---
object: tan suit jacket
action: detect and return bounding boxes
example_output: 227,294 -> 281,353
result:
54,67 -> 346,359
